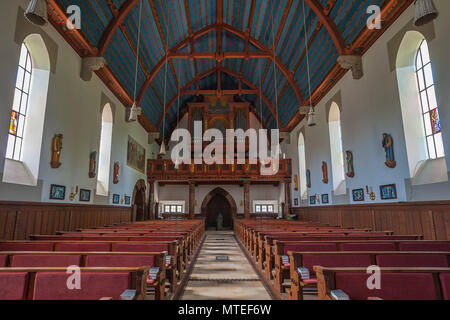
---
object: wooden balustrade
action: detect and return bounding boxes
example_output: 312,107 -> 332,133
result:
293,201 -> 450,240
147,159 -> 292,182
0,202 -> 132,240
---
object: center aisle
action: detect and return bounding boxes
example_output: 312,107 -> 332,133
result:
180,231 -> 273,300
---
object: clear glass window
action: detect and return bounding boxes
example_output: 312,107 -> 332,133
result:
415,40 -> 445,159
6,44 -> 32,161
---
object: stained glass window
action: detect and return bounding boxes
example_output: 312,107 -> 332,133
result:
6,43 -> 32,161
415,40 -> 445,159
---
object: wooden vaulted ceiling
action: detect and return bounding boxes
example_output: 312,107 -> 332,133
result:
47,0 -> 412,137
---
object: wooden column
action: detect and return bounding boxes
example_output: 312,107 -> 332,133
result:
284,181 -> 291,219
189,182 -> 195,219
148,180 -> 155,220
244,182 -> 250,219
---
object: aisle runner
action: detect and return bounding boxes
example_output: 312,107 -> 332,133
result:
180,231 -> 272,300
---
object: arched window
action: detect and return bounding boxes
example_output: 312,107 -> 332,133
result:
6,44 -> 32,161
328,102 -> 346,195
415,40 -> 444,159
297,132 -> 307,200
3,34 -> 50,187
97,104 -> 113,196
396,32 -> 447,184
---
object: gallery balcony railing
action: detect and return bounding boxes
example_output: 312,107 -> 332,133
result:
147,159 -> 292,182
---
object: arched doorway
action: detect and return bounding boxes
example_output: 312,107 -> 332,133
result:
201,188 -> 237,230
132,180 -> 146,221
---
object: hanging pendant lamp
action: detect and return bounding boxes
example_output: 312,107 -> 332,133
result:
25,0 -> 48,26
414,0 -> 438,27
302,0 -> 316,127
307,107 -> 316,127
174,59 -> 182,170
129,0 -> 143,122
159,142 -> 166,156
160,9 -> 171,156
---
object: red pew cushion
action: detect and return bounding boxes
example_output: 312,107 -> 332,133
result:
33,272 -> 130,300
0,242 -> 54,251
340,242 -> 396,252
377,254 -> 449,268
56,243 -> 111,252
11,255 -> 82,267
0,255 -> 8,267
304,254 -> 372,277
335,272 -> 439,300
284,243 -> 338,255
398,242 -> 450,252
113,243 -> 168,253
85,255 -> 155,268
440,273 -> 450,300
0,273 -> 28,300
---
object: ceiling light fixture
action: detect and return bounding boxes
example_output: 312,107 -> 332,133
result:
25,0 -> 48,26
301,0 -> 316,127
414,0 -> 439,27
129,0 -> 143,122
160,7 -> 171,156
174,58 -> 182,170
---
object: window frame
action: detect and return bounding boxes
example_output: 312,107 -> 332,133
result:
415,40 -> 444,160
7,43 -> 32,161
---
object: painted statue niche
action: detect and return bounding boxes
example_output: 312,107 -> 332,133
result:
294,175 -> 299,191
306,170 -> 311,188
322,162 -> 328,184
113,162 -> 120,184
382,133 -> 396,168
89,152 -> 97,178
346,150 -> 355,178
50,134 -> 63,168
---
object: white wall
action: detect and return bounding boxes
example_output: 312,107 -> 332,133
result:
0,2 -> 159,205
156,183 -> 283,215
285,1 -> 450,207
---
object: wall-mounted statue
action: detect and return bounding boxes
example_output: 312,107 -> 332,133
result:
306,170 -> 311,188
382,133 -> 396,168
322,162 -> 328,184
346,150 -> 355,178
113,162 -> 120,184
89,152 -> 97,178
50,134 -> 63,168
294,175 -> 299,191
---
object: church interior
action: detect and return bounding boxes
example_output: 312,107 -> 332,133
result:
0,0 -> 450,303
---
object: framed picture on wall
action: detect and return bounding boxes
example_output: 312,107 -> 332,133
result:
50,184 -> 66,200
321,194 -> 329,204
294,198 -> 298,206
127,135 -> 146,174
79,189 -> 91,202
309,195 -> 316,205
380,184 -> 397,200
125,196 -> 131,205
352,188 -> 365,202
112,194 -> 120,204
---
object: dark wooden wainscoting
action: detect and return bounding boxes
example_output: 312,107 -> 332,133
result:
0,202 -> 132,240
293,201 -> 450,240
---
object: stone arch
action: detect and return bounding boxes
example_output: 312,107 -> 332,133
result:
201,188 -> 237,229
132,179 -> 147,221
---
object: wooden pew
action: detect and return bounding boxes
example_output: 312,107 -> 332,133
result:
0,251 -> 167,300
314,266 -> 450,300
0,239 -> 182,286
263,235 -> 422,280
287,252 -> 450,300
0,267 -> 148,300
